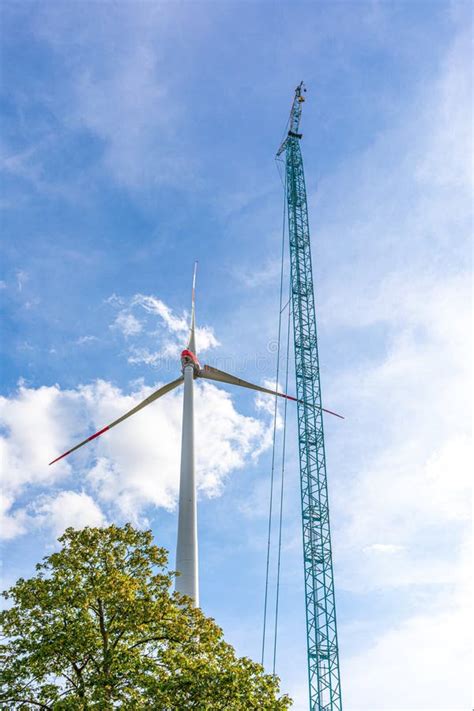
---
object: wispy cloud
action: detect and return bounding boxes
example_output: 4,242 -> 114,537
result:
108,292 -> 220,369
132,295 -> 188,333
29,3 -> 193,191
15,269 -> 29,292
111,311 -> 143,338
234,258 -> 284,289
75,335 -> 99,346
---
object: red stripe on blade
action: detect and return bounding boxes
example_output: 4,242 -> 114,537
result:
49,451 -> 73,466
48,425 -> 110,465
87,426 -> 110,442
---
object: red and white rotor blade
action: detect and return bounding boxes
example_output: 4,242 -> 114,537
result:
199,364 -> 343,419
49,376 -> 184,465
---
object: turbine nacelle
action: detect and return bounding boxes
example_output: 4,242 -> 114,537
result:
181,348 -> 200,374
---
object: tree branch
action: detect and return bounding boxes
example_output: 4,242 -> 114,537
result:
6,699 -> 52,710
127,635 -> 177,650
97,598 -> 109,662
111,628 -> 126,649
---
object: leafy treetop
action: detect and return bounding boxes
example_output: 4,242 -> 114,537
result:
1,524 -> 291,710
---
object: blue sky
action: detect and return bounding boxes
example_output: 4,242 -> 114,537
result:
0,2 -> 472,709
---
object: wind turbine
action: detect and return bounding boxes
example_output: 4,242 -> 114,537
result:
49,263 -> 342,606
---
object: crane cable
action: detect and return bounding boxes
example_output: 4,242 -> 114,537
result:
261,169 -> 287,667
269,101 -> 295,672
272,281 -> 291,676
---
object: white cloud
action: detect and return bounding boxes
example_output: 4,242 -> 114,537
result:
111,311 -> 143,337
254,378 -> 282,416
196,382 -> 269,496
343,584 -> 472,710
35,490 -> 107,536
328,270 -> 471,597
0,383 -> 77,496
0,492 -> 28,540
195,327 -> 221,353
362,544 -> 404,555
0,377 -> 273,537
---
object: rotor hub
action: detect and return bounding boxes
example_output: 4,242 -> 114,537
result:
181,349 -> 200,375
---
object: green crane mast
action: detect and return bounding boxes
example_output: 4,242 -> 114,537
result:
277,83 -> 342,711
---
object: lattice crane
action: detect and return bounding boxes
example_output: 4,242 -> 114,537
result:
277,83 -> 342,711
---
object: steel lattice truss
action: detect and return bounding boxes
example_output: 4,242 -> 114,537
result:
283,85 -> 342,711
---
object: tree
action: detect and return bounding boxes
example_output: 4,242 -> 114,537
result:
1,524 -> 291,710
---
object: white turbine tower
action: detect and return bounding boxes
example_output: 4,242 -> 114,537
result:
49,263 -> 342,605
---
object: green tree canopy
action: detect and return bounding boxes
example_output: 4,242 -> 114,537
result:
1,524 -> 291,710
